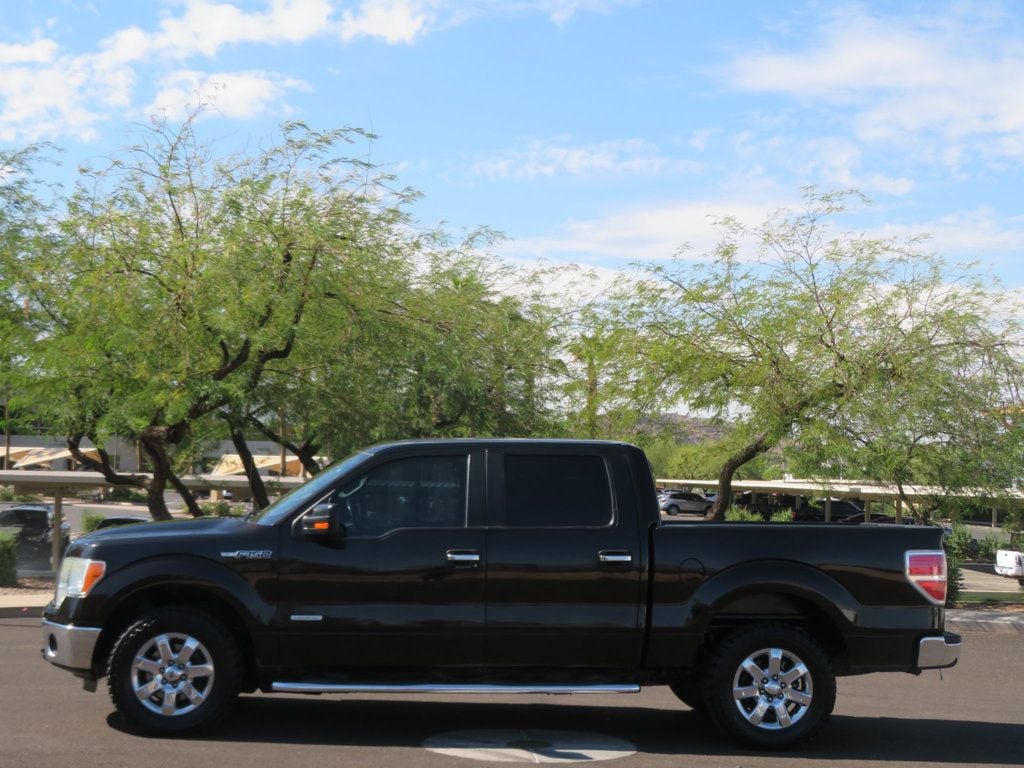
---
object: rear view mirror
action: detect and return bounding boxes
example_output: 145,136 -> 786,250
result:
300,503 -> 343,542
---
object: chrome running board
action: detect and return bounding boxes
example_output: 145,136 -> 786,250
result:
271,682 -> 640,695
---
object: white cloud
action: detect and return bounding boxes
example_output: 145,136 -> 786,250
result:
725,7 -> 1024,155
0,0 -> 638,141
339,0 -> 430,44
469,137 -> 702,180
801,137 -> 914,196
870,209 -> 1024,259
505,199 -> 787,263
145,70 -> 310,121
0,39 -> 58,65
150,0 -> 334,59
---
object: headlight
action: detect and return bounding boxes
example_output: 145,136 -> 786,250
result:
54,557 -> 106,606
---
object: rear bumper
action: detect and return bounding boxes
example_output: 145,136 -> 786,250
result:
40,619 -> 101,673
915,632 -> 961,670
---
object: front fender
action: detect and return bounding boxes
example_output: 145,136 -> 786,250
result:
46,554 -> 276,631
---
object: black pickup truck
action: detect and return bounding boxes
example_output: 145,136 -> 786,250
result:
41,439 -> 959,748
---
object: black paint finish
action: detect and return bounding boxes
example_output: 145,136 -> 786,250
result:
42,438 -> 951,684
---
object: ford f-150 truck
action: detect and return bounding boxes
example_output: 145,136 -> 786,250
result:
41,439 -> 960,749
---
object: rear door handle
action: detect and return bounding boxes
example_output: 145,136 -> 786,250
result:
446,549 -> 481,564
598,550 -> 633,564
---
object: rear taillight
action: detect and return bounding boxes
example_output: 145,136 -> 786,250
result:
905,550 -> 947,605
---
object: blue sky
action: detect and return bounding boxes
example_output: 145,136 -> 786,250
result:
3,1 -> 1024,284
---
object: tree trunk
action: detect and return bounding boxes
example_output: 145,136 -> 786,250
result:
227,417 -> 270,510
706,434 -> 771,521
138,434 -> 174,521
247,414 -> 322,476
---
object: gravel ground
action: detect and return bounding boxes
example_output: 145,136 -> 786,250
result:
0,577 -> 54,595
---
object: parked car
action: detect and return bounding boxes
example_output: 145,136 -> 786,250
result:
43,439 -> 959,749
0,503 -> 71,568
994,549 -> 1024,586
794,498 -> 864,522
659,490 -> 711,515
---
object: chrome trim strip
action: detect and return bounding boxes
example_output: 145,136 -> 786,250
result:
40,620 -> 102,672
917,634 -> 961,669
271,682 -> 640,695
290,614 -> 323,622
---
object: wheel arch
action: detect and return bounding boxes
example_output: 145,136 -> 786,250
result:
666,560 -> 859,674
88,557 -> 269,690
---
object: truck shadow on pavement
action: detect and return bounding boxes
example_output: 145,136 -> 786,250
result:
108,697 -> 1023,763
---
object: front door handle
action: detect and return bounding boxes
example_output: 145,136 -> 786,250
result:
446,549 -> 481,564
598,550 -> 633,564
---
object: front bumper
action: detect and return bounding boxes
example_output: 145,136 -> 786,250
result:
916,632 -> 961,670
41,619 -> 101,673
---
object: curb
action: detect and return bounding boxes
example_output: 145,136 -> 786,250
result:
0,605 -> 45,619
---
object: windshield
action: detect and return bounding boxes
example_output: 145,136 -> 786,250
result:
250,451 -> 374,525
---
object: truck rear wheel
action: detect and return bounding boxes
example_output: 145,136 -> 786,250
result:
702,623 -> 835,749
107,606 -> 242,735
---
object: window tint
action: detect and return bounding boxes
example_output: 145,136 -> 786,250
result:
502,454 -> 612,528
330,455 -> 467,537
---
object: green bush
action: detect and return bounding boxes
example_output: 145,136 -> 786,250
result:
944,523 -> 974,561
724,508 -> 791,523
977,531 -> 1008,562
946,554 -> 964,606
0,486 -> 42,503
81,511 -> 107,534
198,501 -> 243,517
0,533 -> 16,587
108,486 -> 148,502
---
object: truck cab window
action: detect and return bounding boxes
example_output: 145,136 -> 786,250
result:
502,454 -> 613,527
331,455 -> 467,537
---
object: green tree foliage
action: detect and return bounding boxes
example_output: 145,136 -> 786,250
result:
619,190 -> 1024,519
9,118 -> 561,517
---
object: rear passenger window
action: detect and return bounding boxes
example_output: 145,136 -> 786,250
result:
502,454 -> 613,528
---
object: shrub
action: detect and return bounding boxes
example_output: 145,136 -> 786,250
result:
977,531 -> 1008,562
198,501 -> 243,517
944,523 -> 974,561
0,533 -> 16,587
945,554 -> 964,607
0,486 -> 42,503
108,486 -> 148,502
724,508 -> 791,523
82,511 -> 107,534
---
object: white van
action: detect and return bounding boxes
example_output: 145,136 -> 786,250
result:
994,549 -> 1024,585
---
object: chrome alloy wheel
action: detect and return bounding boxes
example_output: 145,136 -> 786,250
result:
731,646 -> 813,730
131,633 -> 215,717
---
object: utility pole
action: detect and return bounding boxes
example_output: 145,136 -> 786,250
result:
279,408 -> 287,476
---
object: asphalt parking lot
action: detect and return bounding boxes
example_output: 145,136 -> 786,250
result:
2,618 -> 1021,768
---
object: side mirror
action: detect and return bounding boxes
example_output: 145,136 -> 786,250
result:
300,503 -> 343,542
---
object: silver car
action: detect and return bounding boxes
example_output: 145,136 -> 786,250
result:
659,491 -> 711,515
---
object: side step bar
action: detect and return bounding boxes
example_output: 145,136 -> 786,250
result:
272,682 -> 640,695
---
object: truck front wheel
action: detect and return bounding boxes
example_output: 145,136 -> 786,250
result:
702,623 -> 835,749
107,606 -> 242,735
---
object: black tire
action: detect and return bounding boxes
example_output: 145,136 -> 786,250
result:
669,677 -> 704,712
667,505 -> 679,516
702,623 -> 835,750
107,606 -> 242,735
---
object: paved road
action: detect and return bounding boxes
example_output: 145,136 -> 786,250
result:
2,618 -> 1021,768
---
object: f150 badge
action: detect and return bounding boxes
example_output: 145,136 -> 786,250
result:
220,550 -> 273,559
